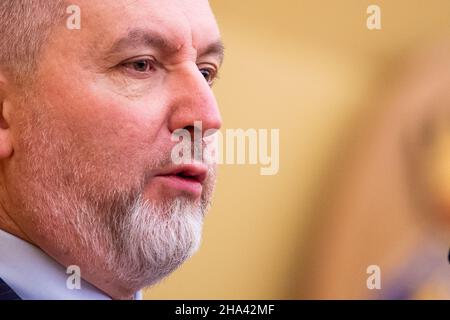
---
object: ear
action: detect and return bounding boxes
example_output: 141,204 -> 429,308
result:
0,72 -> 13,159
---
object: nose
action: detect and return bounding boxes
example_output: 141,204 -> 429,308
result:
167,64 -> 222,137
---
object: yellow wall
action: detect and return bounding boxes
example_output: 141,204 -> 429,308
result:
145,0 -> 450,299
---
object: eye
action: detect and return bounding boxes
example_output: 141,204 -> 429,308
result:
199,66 -> 218,86
121,58 -> 156,75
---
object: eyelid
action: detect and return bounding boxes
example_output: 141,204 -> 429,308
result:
198,62 -> 218,70
198,63 -> 219,78
117,56 -> 166,79
121,55 -> 155,66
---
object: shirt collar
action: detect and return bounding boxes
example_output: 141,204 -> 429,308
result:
0,229 -> 141,300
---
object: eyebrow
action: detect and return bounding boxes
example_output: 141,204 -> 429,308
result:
106,28 -> 225,64
200,40 -> 225,65
107,29 -> 179,55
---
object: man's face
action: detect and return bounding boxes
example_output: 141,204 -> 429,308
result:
5,0 -> 222,297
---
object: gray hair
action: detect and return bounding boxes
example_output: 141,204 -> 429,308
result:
0,0 -> 67,84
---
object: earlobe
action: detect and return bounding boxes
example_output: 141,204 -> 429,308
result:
0,75 -> 14,159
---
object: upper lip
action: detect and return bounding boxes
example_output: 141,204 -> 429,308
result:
155,163 -> 208,184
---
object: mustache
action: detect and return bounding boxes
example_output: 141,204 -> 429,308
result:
141,142 -> 216,186
145,138 -> 212,172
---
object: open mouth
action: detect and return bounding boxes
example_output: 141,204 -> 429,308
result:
153,164 -> 208,197
168,167 -> 207,184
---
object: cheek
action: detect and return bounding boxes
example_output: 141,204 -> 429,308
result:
58,78 -> 166,141
40,82 -> 171,187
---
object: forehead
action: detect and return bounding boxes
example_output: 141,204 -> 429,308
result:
71,0 -> 220,55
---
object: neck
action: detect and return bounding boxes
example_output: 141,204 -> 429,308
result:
0,203 -> 139,300
0,203 -> 32,244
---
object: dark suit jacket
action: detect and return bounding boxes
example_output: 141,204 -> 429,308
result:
0,278 -> 21,300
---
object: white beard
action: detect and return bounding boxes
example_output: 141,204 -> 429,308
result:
36,177 -> 212,292
106,196 -> 205,288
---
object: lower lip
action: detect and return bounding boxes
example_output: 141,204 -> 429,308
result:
154,175 -> 203,197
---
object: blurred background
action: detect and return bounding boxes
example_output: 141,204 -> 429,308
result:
145,0 -> 450,299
